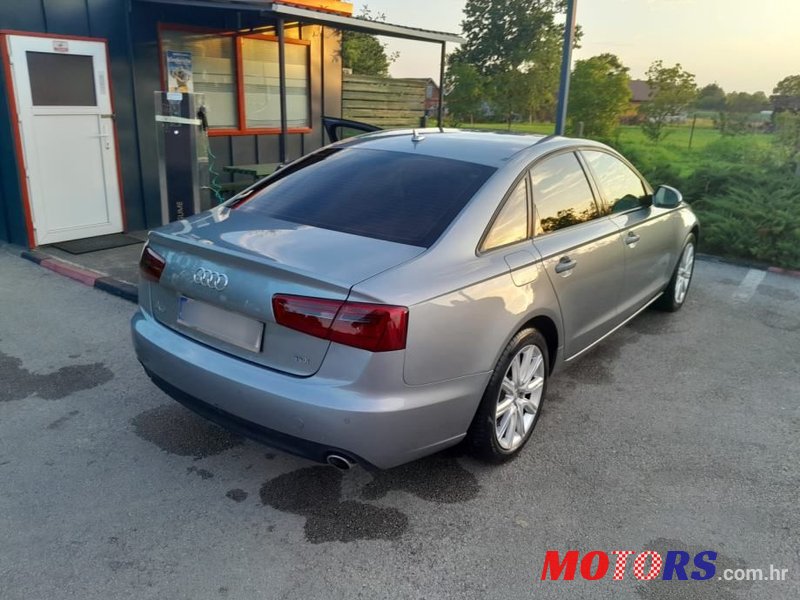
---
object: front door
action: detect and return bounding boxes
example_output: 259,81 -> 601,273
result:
530,151 -> 626,359
5,35 -> 123,245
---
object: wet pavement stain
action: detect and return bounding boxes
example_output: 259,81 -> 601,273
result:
362,453 -> 480,504
757,283 -> 798,301
186,466 -> 214,479
46,410 -> 80,430
0,350 -> 113,402
226,489 -> 248,502
131,404 -> 244,458
260,466 -> 408,543
563,330 -> 637,384
634,538 -> 751,600
758,309 -> 800,332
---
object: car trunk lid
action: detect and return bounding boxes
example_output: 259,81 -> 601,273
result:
146,211 -> 424,376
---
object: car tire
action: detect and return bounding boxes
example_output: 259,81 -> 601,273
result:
467,328 -> 549,463
655,234 -> 696,312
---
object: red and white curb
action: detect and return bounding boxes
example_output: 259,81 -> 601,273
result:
20,249 -> 138,303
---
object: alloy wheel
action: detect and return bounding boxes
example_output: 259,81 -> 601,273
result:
495,344 -> 545,451
674,242 -> 695,304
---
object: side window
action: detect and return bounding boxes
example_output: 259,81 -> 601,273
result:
583,150 -> 649,214
532,153 -> 599,235
481,178 -> 529,251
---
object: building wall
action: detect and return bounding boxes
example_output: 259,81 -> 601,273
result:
0,0 -> 145,245
0,0 -> 342,244
130,3 -> 342,228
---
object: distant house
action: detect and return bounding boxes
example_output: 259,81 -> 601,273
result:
629,79 -> 653,104
399,78 -> 442,117
622,79 -> 652,122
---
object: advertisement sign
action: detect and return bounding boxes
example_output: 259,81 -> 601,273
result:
166,50 -> 193,93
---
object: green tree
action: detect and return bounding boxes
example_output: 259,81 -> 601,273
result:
567,53 -> 631,138
695,83 -> 726,111
773,74 -> 800,96
639,61 -> 697,142
341,7 -> 398,77
725,91 -> 769,113
719,91 -> 770,135
461,0 -> 569,74
445,56 -> 486,124
459,0 -> 574,126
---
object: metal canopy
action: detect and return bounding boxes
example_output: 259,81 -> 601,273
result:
135,0 -> 464,44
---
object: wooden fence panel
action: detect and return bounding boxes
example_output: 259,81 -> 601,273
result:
342,74 -> 427,129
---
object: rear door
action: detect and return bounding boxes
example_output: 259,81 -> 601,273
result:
531,151 -> 625,358
581,150 -> 679,318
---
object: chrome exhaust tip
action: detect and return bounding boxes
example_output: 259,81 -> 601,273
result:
326,454 -> 355,470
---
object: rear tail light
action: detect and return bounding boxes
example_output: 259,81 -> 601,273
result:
272,294 -> 408,352
139,245 -> 166,282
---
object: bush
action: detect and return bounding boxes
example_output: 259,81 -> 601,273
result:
615,131 -> 800,268
691,181 -> 800,268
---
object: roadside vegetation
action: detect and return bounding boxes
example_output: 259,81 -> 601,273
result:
441,1 -> 800,269
466,122 -> 800,269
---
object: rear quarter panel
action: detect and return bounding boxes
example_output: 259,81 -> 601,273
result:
396,252 -> 562,386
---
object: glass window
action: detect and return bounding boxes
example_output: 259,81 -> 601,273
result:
583,150 -> 649,213
237,149 -> 496,247
532,153 -> 599,234
161,31 -> 238,129
482,178 -> 528,251
27,52 -> 97,107
242,38 -> 309,129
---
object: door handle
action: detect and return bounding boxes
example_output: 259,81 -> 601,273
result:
555,256 -> 577,274
625,232 -> 641,246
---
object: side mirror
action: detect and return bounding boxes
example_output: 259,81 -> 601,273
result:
653,185 -> 683,209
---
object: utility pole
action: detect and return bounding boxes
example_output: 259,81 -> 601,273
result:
554,0 -> 578,136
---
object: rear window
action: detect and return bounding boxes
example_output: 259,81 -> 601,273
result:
235,148 -> 496,247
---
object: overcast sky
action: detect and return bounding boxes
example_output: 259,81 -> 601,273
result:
356,0 -> 800,93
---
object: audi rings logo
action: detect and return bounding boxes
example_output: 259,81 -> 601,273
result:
193,268 -> 229,291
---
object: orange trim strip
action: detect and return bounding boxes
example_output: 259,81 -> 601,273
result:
0,30 -> 107,43
0,34 -> 37,247
209,127 -> 312,137
272,0 -> 354,17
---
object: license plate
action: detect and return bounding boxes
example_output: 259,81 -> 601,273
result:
178,297 -> 264,353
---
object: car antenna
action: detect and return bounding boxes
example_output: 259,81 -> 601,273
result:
411,129 -> 425,143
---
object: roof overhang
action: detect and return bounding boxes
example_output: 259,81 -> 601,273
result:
135,0 -> 465,44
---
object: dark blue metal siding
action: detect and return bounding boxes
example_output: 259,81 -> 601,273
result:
0,0 -> 145,245
0,37 -> 29,246
0,0 -> 336,244
41,0 -> 91,36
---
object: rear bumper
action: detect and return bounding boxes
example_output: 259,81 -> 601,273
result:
131,310 -> 488,468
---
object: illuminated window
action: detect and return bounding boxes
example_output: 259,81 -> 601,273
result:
160,28 -> 311,133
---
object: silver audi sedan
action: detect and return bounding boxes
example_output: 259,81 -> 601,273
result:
132,130 -> 698,469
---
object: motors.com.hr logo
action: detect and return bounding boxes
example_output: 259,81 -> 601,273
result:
540,550 -> 790,582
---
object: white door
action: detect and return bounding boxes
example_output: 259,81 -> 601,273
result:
6,35 -> 123,245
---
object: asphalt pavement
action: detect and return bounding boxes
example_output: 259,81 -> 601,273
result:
0,247 -> 797,600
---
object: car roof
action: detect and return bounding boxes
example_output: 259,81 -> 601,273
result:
338,129 -> 582,168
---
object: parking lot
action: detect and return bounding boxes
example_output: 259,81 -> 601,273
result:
0,248 -> 797,599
